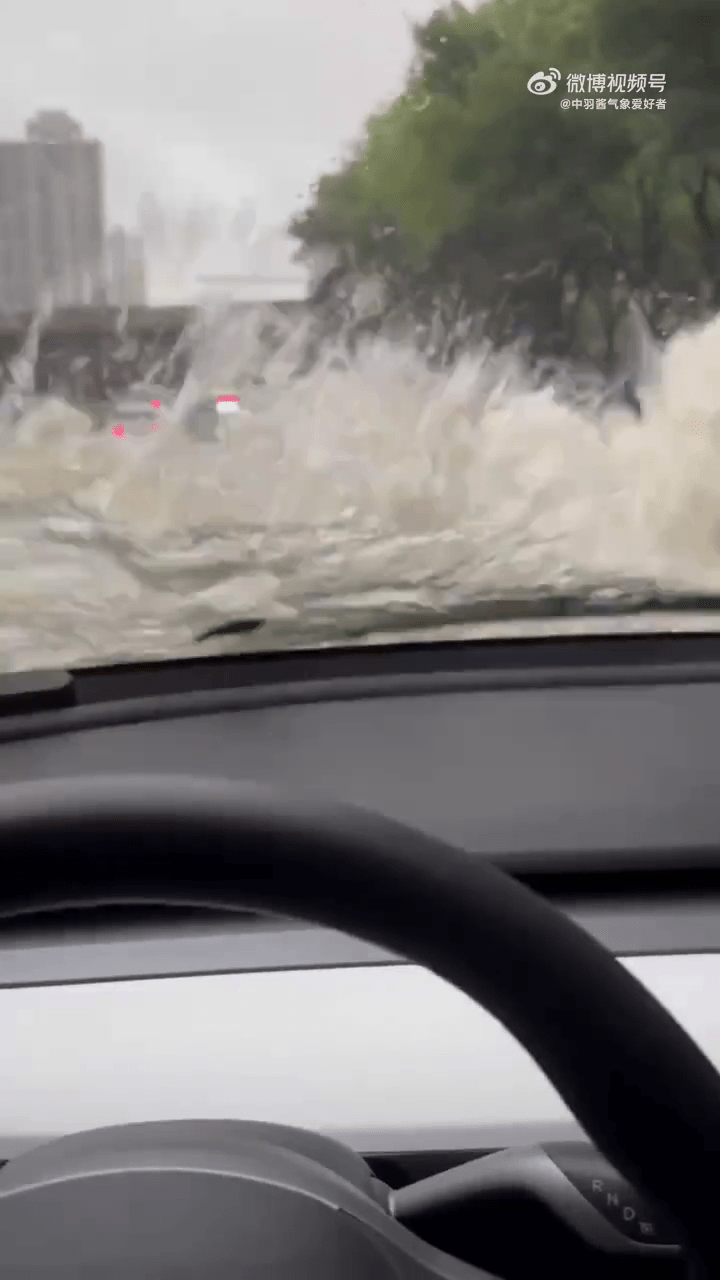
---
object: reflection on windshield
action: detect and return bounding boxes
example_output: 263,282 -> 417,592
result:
1,0 -> 719,672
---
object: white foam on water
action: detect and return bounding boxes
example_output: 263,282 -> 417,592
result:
2,304 -> 720,672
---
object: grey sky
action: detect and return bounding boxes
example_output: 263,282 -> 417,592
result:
2,0 -> 440,228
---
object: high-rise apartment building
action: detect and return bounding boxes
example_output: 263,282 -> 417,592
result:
0,111 -> 106,312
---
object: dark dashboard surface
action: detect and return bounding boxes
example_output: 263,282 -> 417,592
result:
1,633 -> 720,859
1,632 -> 720,981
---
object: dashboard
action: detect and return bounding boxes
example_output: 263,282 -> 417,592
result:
2,633 -> 720,868
1,633 -> 720,981
0,632 -> 719,1279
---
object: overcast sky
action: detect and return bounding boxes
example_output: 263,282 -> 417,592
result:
2,0 -> 441,228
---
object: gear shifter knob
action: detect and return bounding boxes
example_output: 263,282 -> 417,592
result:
392,1142 -> 682,1261
541,1142 -> 680,1248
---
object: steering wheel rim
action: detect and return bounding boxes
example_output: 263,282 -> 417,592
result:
0,772 -> 718,1274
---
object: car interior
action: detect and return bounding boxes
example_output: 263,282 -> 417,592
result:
1,631 -> 719,1279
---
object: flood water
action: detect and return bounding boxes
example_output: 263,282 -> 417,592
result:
2,300 -> 720,675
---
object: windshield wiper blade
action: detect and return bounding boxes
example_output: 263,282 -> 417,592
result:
368,587 -> 720,632
448,587 -> 720,621
192,587 -> 720,646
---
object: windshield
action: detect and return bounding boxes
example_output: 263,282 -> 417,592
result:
2,0 -> 719,672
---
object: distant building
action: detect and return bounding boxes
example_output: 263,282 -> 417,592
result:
25,110 -> 83,144
106,226 -> 146,306
137,191 -> 169,256
0,112 -> 106,312
191,227 -> 309,304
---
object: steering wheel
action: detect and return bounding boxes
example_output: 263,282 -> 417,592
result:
0,774 -> 718,1279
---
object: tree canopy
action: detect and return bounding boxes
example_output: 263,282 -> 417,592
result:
290,0 -> 720,367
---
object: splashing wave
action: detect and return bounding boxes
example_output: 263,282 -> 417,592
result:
1,303 -> 720,673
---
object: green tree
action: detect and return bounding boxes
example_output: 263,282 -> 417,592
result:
291,0 -> 720,364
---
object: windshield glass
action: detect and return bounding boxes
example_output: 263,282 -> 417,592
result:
2,0 -> 719,671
